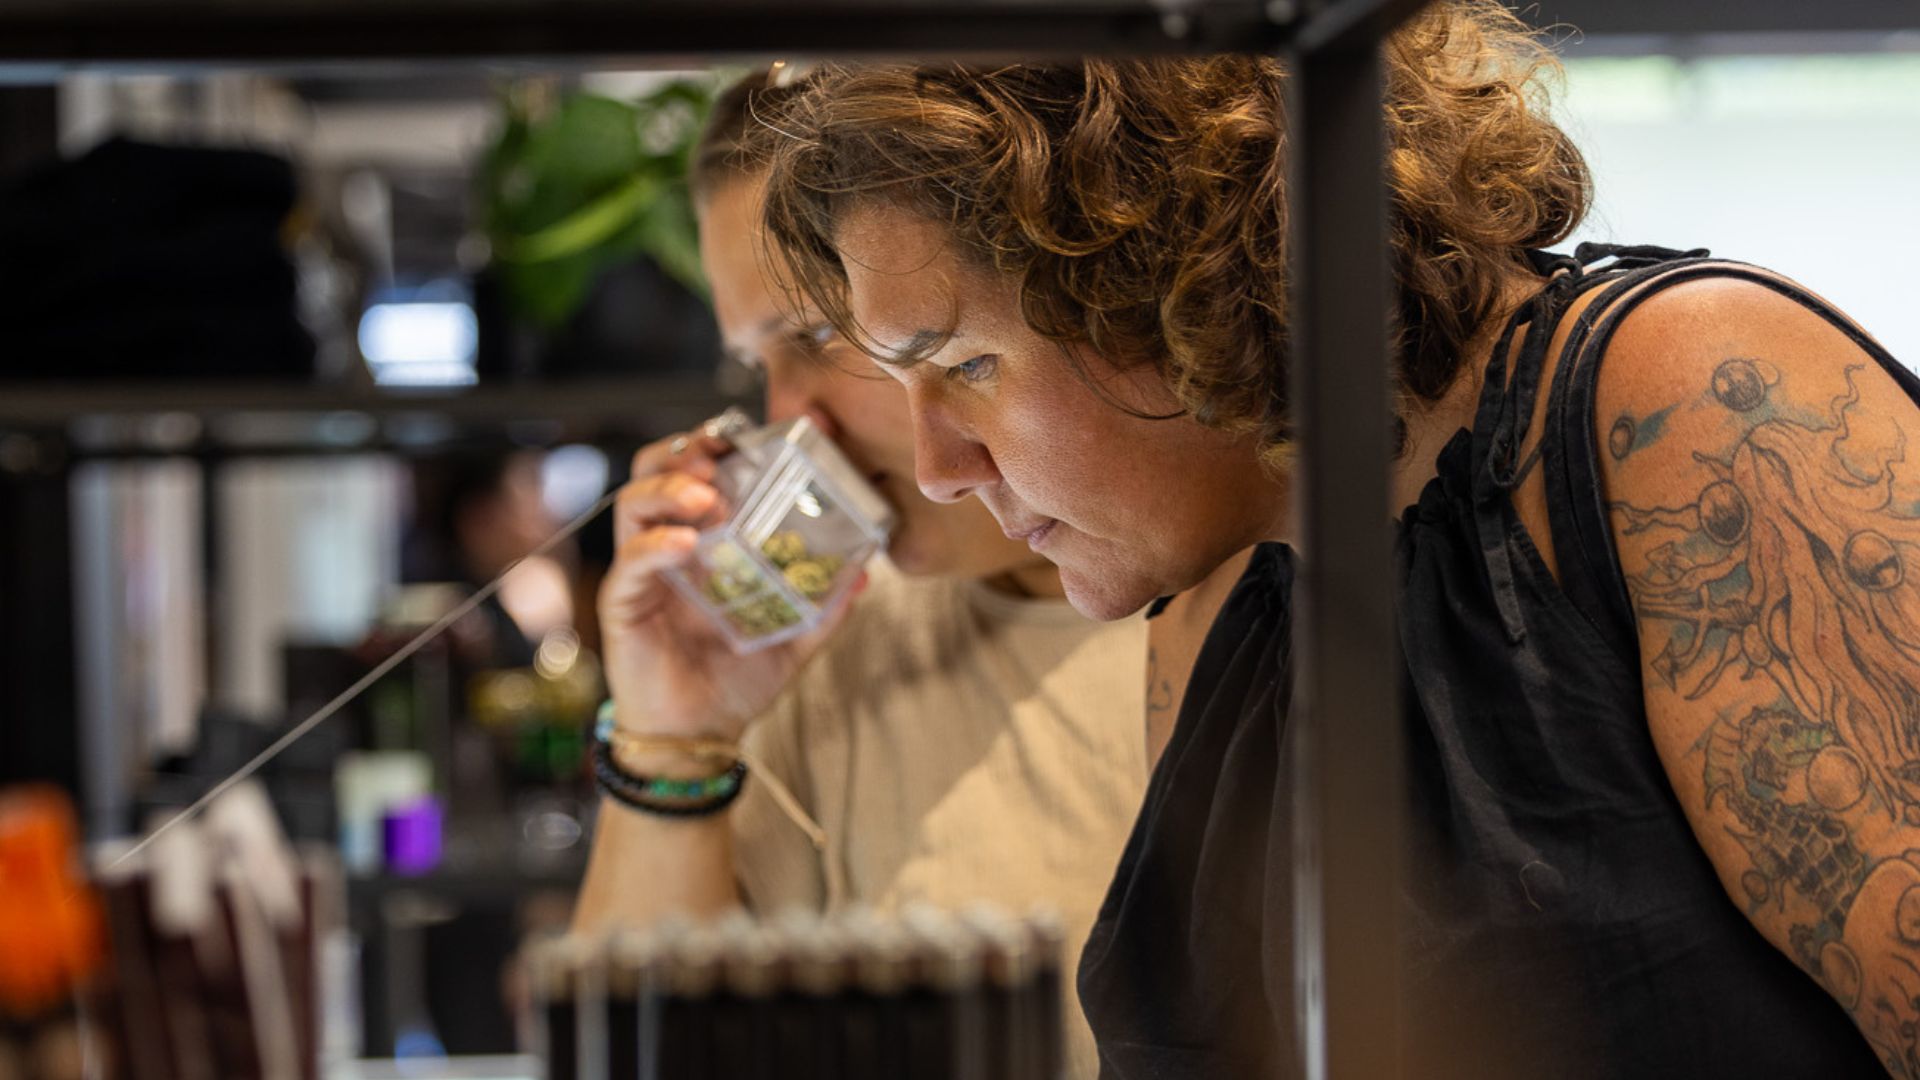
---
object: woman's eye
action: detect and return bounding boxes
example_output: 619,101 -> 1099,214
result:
792,324 -> 849,367
949,354 -> 999,384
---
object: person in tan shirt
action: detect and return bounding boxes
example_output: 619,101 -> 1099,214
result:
572,71 -> 1147,1079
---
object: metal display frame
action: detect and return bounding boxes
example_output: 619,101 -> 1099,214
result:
1284,7 -> 1424,1076
0,0 -> 1914,64
3,2 -> 1914,1077
0,1 -> 1280,65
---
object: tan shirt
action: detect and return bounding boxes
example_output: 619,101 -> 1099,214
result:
732,560 -> 1149,1080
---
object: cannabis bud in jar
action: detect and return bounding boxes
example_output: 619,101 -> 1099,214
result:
666,412 -> 894,652
700,532 -> 848,637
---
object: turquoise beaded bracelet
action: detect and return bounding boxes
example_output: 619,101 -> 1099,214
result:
591,701 -> 748,815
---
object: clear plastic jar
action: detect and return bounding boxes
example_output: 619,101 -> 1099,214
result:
665,410 -> 895,652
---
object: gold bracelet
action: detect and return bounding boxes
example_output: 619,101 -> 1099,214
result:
603,729 -> 741,767
595,701 -> 738,767
594,700 -> 827,851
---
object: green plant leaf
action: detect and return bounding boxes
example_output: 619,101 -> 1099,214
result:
633,184 -> 707,298
495,173 -> 659,264
499,253 -> 602,328
477,77 -> 716,326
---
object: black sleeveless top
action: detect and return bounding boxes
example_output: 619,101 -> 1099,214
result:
1078,245 -> 1907,1078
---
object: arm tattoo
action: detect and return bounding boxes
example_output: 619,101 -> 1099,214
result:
1614,358 -> 1920,1074
1607,403 -> 1676,462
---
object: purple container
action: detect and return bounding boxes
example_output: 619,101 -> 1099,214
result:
381,796 -> 443,876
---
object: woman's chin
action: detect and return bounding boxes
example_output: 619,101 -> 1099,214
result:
883,534 -> 944,578
1059,566 -> 1161,622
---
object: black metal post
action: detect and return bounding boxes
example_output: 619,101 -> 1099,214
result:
1284,0 -> 1422,1074
0,1 -> 1275,66
0,435 -> 82,803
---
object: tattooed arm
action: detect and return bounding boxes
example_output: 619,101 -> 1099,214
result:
1597,276 -> 1920,1076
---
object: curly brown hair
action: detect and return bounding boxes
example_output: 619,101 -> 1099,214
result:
753,1 -> 1589,460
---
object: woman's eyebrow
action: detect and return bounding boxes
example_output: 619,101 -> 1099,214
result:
876,328 -> 950,369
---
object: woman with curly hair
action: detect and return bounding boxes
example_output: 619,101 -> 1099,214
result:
753,1 -> 1915,1076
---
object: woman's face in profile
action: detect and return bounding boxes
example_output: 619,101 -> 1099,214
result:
699,176 -> 1045,583
832,204 -> 1283,620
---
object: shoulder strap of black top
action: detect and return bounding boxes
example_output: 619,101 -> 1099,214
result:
1539,250 -> 1920,666
1465,244 -> 1697,644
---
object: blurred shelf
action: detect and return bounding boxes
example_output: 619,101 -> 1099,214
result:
0,377 -> 737,421
330,1057 -> 538,1080
0,378 -> 747,455
346,862 -> 587,906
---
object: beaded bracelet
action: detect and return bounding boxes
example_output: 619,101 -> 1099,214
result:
589,701 -> 829,847
590,701 -> 747,817
590,739 -> 748,817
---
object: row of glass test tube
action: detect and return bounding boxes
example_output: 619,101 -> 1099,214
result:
529,905 -> 1067,1080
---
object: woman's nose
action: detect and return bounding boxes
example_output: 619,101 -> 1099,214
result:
911,396 -> 995,505
799,405 -> 841,441
761,367 -> 846,453
763,370 -> 813,425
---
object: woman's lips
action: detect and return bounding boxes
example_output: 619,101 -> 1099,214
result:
1008,520 -> 1057,550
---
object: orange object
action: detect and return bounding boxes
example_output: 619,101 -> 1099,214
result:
0,786 -> 103,1019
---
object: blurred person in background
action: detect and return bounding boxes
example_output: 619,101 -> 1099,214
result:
408,450 -> 576,667
571,70 -> 1149,1079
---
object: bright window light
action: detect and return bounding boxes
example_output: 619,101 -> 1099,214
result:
358,296 -> 479,387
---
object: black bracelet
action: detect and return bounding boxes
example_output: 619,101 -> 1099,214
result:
590,739 -> 748,817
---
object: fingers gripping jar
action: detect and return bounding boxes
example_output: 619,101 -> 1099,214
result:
666,409 -> 895,652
